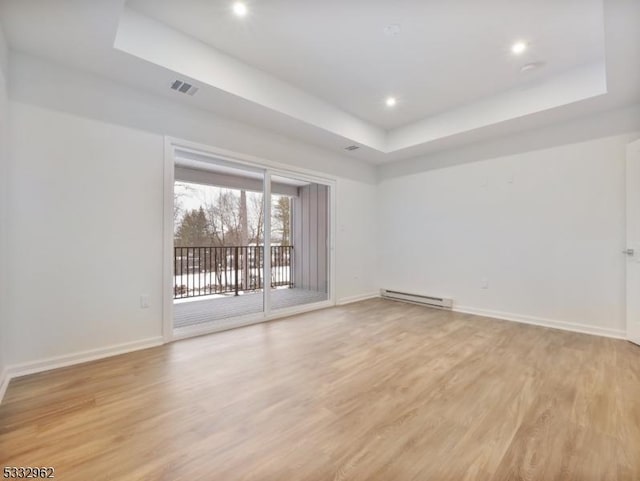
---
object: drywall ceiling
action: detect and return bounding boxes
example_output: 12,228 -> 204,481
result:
0,0 -> 638,163
129,0 -> 605,130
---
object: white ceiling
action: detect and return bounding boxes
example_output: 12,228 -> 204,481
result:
0,0 -> 638,164
129,0 -> 605,130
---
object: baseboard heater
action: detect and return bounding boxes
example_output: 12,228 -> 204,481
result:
380,289 -> 453,310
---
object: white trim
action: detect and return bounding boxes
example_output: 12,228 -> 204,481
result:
337,292 -> 380,305
172,313 -> 265,341
328,178 -> 337,305
163,137 -> 176,343
263,171 -> 272,316
0,337 -> 164,404
625,137 -> 640,345
453,305 -> 626,339
0,367 -> 9,404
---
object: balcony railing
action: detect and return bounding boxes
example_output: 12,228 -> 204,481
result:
174,245 -> 294,299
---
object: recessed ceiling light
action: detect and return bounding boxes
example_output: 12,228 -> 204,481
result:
385,97 -> 397,107
232,2 -> 248,17
511,41 -> 527,55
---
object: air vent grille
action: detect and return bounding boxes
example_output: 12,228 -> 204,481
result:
170,80 -> 199,96
345,145 -> 360,151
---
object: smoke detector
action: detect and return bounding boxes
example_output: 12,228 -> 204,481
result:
383,24 -> 401,37
170,80 -> 199,96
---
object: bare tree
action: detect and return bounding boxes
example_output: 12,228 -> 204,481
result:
173,182 -> 196,229
248,193 -> 264,244
239,191 -> 249,246
239,190 -> 249,289
273,195 -> 292,244
205,189 -> 241,246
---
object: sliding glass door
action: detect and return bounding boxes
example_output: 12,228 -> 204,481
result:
268,173 -> 329,313
170,151 -> 332,336
172,157 -> 265,332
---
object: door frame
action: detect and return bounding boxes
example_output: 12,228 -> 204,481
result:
626,138 -> 640,345
162,137 -> 337,342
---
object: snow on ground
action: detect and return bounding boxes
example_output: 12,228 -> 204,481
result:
174,266 -> 292,298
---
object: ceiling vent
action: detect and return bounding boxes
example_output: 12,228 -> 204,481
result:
345,145 -> 360,151
170,80 -> 199,96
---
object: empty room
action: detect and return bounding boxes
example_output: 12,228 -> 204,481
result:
0,0 -> 639,479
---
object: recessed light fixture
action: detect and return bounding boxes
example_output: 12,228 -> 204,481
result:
511,41 -> 527,55
385,97 -> 397,107
232,1 -> 248,17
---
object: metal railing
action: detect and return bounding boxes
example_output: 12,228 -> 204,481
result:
173,245 -> 294,299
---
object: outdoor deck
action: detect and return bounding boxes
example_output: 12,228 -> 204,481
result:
173,288 -> 327,329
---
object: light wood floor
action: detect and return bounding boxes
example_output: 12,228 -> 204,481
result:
2,298 -> 639,480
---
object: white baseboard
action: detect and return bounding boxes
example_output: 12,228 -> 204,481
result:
337,292 -> 380,305
1,302 -> 625,406
453,305 -> 626,339
0,336 -> 164,404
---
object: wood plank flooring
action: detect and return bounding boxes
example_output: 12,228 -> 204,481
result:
1,298 -> 639,480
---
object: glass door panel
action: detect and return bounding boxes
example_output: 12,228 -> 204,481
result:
268,174 -> 330,312
172,158 -> 265,333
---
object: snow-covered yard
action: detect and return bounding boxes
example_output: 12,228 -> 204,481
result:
174,265 -> 292,298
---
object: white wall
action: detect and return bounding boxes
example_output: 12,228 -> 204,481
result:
5,53 -> 377,366
0,24 -> 9,389
336,178 -> 378,302
7,103 -> 165,365
378,132 -> 639,337
4,49 -> 638,374
10,53 -> 376,184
